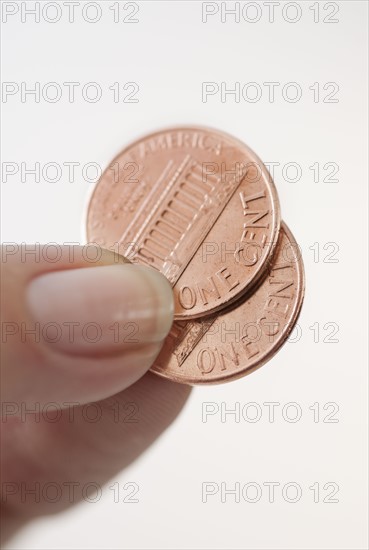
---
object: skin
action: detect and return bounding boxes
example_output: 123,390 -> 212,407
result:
0,245 -> 191,544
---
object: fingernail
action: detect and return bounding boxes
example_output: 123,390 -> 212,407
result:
26,264 -> 174,355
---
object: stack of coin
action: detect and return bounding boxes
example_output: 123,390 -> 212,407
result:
86,127 -> 305,385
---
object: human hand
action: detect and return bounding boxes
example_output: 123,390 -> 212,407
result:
0,245 -> 191,542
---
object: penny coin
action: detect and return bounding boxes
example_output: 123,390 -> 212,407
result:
86,127 -> 280,320
151,223 -> 304,385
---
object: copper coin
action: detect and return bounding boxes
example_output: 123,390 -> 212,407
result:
151,223 -> 304,385
86,127 -> 280,320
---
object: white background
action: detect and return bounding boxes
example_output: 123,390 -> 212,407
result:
1,1 -> 368,549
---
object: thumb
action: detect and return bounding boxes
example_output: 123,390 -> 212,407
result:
0,244 -> 173,407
